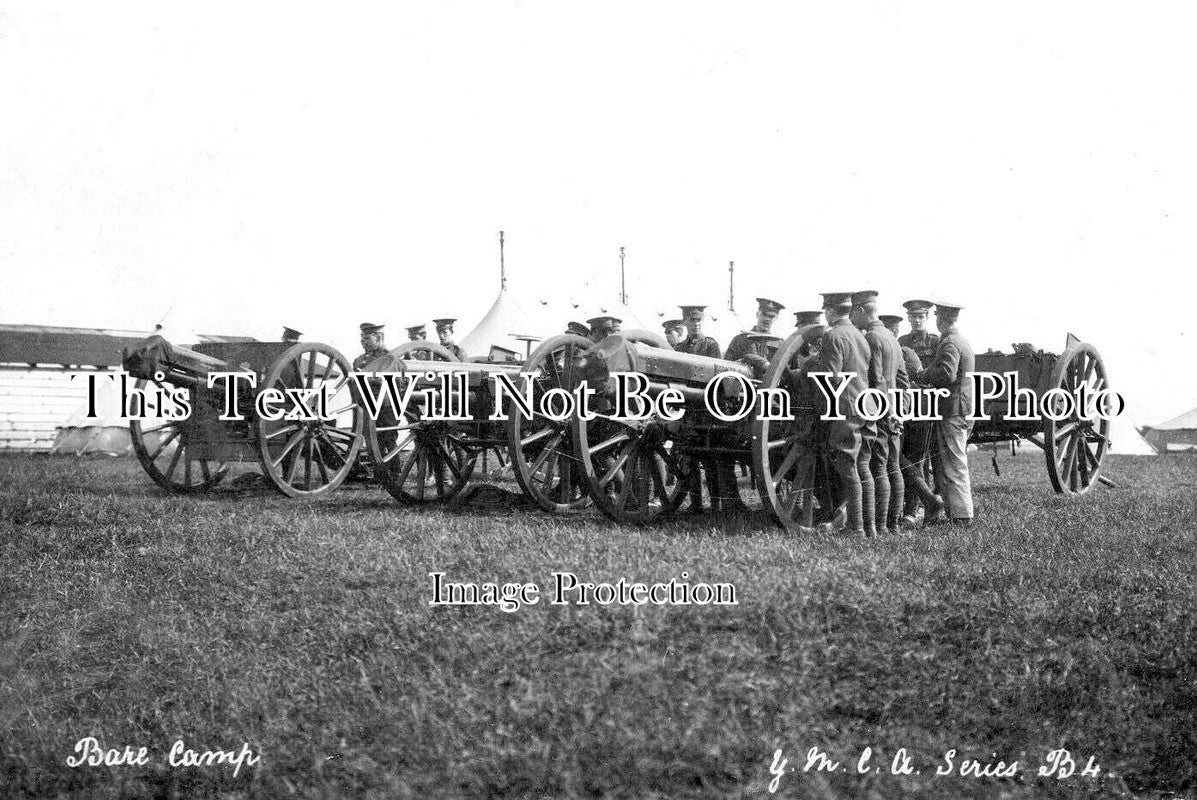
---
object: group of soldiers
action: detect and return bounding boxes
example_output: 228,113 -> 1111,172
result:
349,318 -> 466,369
336,291 -> 975,534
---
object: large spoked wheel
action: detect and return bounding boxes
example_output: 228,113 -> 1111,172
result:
573,412 -> 689,524
1044,341 -> 1110,496
752,327 -> 825,533
508,334 -> 593,513
130,376 -> 227,493
367,343 -> 476,504
256,343 -> 363,498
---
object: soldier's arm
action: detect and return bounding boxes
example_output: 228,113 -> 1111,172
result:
917,340 -> 960,388
866,332 -> 884,389
704,339 -> 722,359
722,336 -> 744,362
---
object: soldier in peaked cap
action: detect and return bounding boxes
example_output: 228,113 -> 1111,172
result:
281,326 -> 302,343
881,314 -> 943,528
851,291 -> 904,535
900,300 -> 940,365
673,305 -> 722,513
896,300 -> 943,524
433,318 -> 467,360
566,321 -> 592,338
406,324 -> 427,342
816,292 -> 876,536
725,297 -> 785,370
674,305 -> 721,358
586,315 -> 621,342
354,322 -> 388,370
662,319 -> 686,348
916,300 -> 975,526
794,310 -> 824,328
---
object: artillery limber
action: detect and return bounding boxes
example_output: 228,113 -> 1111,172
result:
121,336 -> 363,497
970,334 -> 1112,495
361,338 -> 593,511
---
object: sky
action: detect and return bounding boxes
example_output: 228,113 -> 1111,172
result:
1,3 -> 1195,426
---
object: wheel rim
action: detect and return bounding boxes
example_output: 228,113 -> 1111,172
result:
508,334 -> 593,512
256,343 -> 362,498
752,327 -> 826,532
130,377 -> 226,493
1043,342 -> 1110,496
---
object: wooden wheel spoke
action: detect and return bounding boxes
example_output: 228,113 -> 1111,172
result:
314,428 -> 349,466
285,435 -> 306,484
530,432 -> 565,477
557,452 -> 574,502
1053,421 -> 1077,443
649,455 -> 670,501
767,434 -> 798,451
600,446 -> 634,489
264,424 -> 300,441
589,430 -> 631,456
165,442 -> 185,482
439,442 -> 465,483
520,426 -> 556,448
272,429 -> 308,468
415,448 -> 428,500
381,432 -> 416,464
428,445 -> 446,497
149,428 -> 181,461
771,442 -> 803,487
200,459 -> 212,483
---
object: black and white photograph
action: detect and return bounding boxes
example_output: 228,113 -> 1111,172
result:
1,3 -> 1194,798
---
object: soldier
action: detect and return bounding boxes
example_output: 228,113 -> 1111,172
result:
586,315 -> 621,342
566,321 -> 591,338
725,297 -> 785,373
852,292 -> 904,535
882,313 -> 943,525
353,322 -> 388,370
406,324 -> 427,342
916,301 -> 975,526
662,319 -> 686,347
674,305 -> 721,358
281,326 -> 302,343
433,318 -> 467,360
898,299 -> 942,523
899,300 -> 940,366
793,310 -> 824,328
816,292 -> 875,536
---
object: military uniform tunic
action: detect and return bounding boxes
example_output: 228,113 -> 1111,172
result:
353,347 -> 389,370
916,326 -> 976,519
898,330 -> 940,368
675,334 -> 722,359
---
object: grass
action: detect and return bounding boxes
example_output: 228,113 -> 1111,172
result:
0,451 -> 1194,799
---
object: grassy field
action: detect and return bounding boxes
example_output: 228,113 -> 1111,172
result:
0,452 -> 1194,799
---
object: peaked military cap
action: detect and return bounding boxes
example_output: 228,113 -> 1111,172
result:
902,299 -> 934,313
933,300 -> 965,313
679,305 -> 707,318
793,310 -> 823,326
566,321 -> 591,337
878,314 -> 904,326
359,322 -> 384,334
755,297 -> 785,316
851,290 -> 879,306
282,326 -> 302,340
586,315 -> 621,327
432,318 -> 456,329
406,324 -> 427,337
820,292 -> 853,309
662,318 -> 685,329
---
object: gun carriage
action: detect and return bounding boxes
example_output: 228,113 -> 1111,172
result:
121,337 -> 363,497
969,334 -> 1112,495
568,326 -> 831,531
362,339 -> 592,511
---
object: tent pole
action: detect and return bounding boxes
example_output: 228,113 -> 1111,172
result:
499,230 -> 507,290
619,246 -> 626,304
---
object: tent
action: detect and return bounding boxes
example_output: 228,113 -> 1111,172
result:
50,374 -> 131,456
1141,407 -> 1197,452
459,287 -> 552,359
1107,413 -> 1157,455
